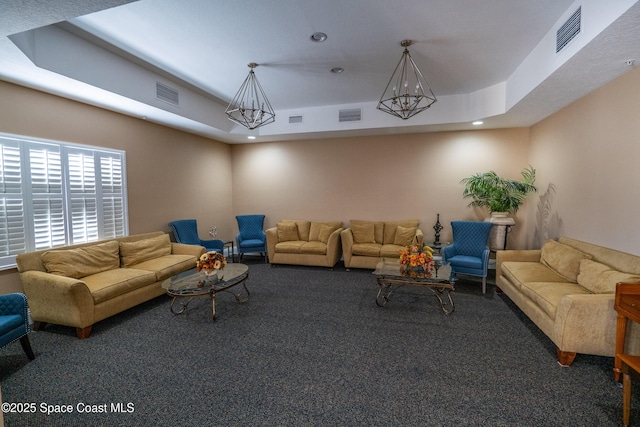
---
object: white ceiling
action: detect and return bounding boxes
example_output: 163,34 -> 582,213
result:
1,0 -> 639,144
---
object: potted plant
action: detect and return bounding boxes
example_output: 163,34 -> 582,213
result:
460,166 -> 537,250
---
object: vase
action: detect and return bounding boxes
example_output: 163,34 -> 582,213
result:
203,269 -> 219,283
401,264 -> 423,273
486,213 -> 516,251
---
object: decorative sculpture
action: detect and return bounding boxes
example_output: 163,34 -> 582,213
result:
433,214 -> 443,245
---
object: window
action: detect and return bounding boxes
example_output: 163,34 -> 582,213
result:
0,133 -> 128,269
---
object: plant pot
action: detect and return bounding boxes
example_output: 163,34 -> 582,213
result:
486,213 -> 515,251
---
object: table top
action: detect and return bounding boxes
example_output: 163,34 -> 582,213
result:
162,263 -> 249,295
373,258 -> 451,283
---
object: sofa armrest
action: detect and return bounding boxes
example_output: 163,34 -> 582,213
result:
554,293 -> 617,355
341,229 -> 354,266
171,242 -> 205,257
266,227 -> 278,260
496,249 -> 542,284
325,228 -> 344,263
20,271 -> 94,328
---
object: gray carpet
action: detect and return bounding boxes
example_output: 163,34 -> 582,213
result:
0,262 -> 633,426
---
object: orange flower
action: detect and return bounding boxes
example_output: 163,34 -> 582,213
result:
399,244 -> 434,268
196,251 -> 227,272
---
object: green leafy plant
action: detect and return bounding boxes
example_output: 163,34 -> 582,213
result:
461,166 -> 537,214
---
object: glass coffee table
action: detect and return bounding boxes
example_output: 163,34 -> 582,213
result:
373,258 -> 454,314
162,263 -> 250,319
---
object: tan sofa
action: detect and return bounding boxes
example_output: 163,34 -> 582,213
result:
497,237 -> 640,366
16,232 -> 204,339
341,219 -> 424,270
266,220 -> 344,268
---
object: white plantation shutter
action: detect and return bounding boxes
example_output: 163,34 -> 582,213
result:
0,142 -> 25,257
32,198 -> 66,250
68,151 -> 98,244
100,155 -> 126,239
28,143 -> 66,250
0,133 -> 128,269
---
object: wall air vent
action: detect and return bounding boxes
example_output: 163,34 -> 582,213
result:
338,108 -> 362,123
556,6 -> 581,53
156,81 -> 180,106
289,115 -> 304,124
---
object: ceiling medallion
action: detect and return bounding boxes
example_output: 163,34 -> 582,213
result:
377,40 -> 437,120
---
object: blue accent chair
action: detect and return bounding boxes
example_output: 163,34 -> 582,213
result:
236,214 -> 267,262
0,293 -> 35,360
442,221 -> 494,294
169,219 -> 224,253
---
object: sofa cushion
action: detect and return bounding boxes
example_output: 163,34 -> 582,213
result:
277,222 -> 299,242
129,254 -> 198,281
82,268 -> 157,304
300,241 -> 327,255
519,281 -> 592,319
318,224 -> 337,244
501,261 -> 570,290
309,221 -> 342,242
280,220 -> 311,241
383,220 -> 420,245
577,259 -> 640,294
351,220 -> 384,244
309,222 -> 324,242
352,223 -> 376,244
540,240 -> 592,283
352,243 -> 381,257
42,240 -> 120,279
393,225 -> 417,247
120,234 -> 172,268
380,244 -> 405,258
275,241 -> 306,254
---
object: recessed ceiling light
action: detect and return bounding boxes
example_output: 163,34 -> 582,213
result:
472,121 -> 484,126
331,67 -> 344,73
310,32 -> 327,42
247,135 -> 256,140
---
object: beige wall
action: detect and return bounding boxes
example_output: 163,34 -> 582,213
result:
2,63 -> 639,292
231,128 -> 532,245
527,66 -> 640,255
0,81 -> 234,292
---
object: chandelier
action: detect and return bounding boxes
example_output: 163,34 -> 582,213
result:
377,40 -> 437,120
225,63 -> 275,130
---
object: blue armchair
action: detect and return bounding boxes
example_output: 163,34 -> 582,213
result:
169,219 -> 224,253
442,221 -> 494,294
236,214 -> 267,262
0,293 -> 35,360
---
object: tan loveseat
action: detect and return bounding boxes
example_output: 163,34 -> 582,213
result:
16,232 -> 204,339
266,220 -> 344,268
341,219 -> 424,270
497,237 -> 640,366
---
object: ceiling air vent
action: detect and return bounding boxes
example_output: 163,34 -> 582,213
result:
289,115 -> 303,124
156,81 -> 180,106
556,6 -> 581,53
339,108 -> 362,123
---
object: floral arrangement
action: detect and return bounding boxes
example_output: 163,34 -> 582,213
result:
196,251 -> 227,273
399,238 -> 434,270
